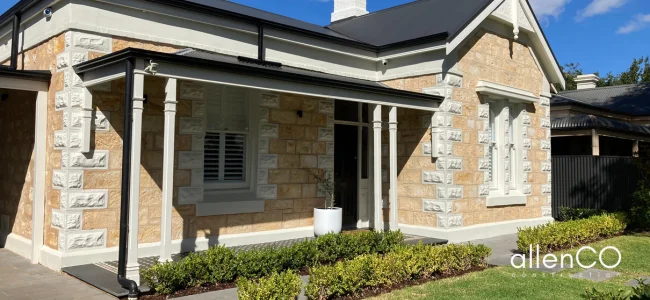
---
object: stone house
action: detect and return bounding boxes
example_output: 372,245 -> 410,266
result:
0,0 -> 563,289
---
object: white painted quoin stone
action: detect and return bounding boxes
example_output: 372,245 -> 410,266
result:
63,190 -> 108,209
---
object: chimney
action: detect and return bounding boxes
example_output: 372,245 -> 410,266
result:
331,0 -> 368,23
575,74 -> 599,90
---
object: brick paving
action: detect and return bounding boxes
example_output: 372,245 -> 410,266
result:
0,249 -> 114,300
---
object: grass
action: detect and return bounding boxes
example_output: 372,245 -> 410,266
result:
371,234 -> 650,300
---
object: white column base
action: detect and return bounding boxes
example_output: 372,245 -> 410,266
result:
126,263 -> 140,286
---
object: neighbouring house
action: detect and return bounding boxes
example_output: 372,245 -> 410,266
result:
0,0 -> 561,292
549,75 -> 650,216
551,75 -> 650,156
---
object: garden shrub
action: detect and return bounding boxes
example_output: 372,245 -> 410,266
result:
630,185 -> 650,231
517,214 -> 626,254
237,270 -> 302,300
143,230 -> 404,295
304,243 -> 491,299
584,279 -> 650,300
558,207 -> 606,221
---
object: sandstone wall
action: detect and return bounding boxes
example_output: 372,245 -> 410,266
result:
0,89 -> 37,240
383,30 -> 552,229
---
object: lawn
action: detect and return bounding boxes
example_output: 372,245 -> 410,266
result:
371,234 -> 650,300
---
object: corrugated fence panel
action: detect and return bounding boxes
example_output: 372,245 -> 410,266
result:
551,156 -> 640,218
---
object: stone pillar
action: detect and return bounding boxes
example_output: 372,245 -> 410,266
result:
126,70 -> 145,285
372,105 -> 383,231
592,129 -> 599,156
159,79 -> 177,263
31,90 -> 48,264
388,106 -> 398,231
52,31 -> 112,254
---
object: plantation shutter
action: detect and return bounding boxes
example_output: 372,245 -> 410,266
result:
204,85 -> 249,184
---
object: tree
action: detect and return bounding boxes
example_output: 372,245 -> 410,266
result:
556,57 -> 650,91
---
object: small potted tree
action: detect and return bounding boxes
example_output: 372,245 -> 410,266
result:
310,170 -> 342,236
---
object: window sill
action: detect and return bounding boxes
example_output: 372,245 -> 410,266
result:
195,190 -> 264,216
486,190 -> 527,207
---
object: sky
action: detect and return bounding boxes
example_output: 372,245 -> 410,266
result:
1,0 -> 649,75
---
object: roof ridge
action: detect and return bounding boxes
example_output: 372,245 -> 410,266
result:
559,83 -> 649,94
327,0 -> 426,25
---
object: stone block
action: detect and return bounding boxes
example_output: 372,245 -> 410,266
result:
269,169 -> 291,184
260,124 -> 280,138
261,94 -> 280,108
478,104 -> 489,119
72,32 -> 111,52
63,230 -> 106,250
55,91 -> 68,110
318,128 -> 334,141
180,82 -> 205,100
191,169 -> 204,186
260,108 -> 270,123
523,161 -> 532,172
54,131 -> 67,149
319,100 -> 334,114
179,117 -> 204,134
300,155 -> 318,168
422,171 -> 444,184
68,151 -> 108,169
326,142 -> 334,155
437,158 -> 462,170
422,143 -> 432,155
69,89 -> 83,108
542,184 -> 552,194
522,138 -> 532,149
479,185 -> 489,196
277,184 -> 302,199
318,155 -> 334,169
541,162 -> 551,172
541,140 -> 551,150
257,185 -> 278,199
541,118 -> 551,128
258,154 -> 279,169
438,214 -> 463,228
257,169 -> 269,184
478,159 -> 490,171
259,138 -> 269,154
438,186 -> 462,199
478,133 -> 490,144
178,187 -> 203,204
423,200 -> 452,213
542,206 -> 552,217
192,134 -> 205,151
64,190 -> 108,209
523,184 -> 532,195
178,151 -> 204,169
192,100 -> 206,117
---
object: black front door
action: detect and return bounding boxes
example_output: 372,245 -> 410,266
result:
334,124 -> 358,227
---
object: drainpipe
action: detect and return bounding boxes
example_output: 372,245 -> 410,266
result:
9,14 -> 21,70
117,58 -> 140,300
257,24 -> 265,61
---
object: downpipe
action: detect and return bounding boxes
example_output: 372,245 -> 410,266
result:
117,58 -> 140,299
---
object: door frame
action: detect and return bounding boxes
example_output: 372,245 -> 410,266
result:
333,101 -> 372,228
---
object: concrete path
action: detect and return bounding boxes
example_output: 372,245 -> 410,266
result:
469,233 -> 520,267
0,249 -> 114,300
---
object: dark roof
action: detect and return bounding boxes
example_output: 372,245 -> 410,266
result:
551,84 -> 650,116
552,115 -> 650,136
327,0 -> 492,47
73,48 -> 444,103
0,67 -> 51,81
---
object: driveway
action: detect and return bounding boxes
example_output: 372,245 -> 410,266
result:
0,249 -> 114,300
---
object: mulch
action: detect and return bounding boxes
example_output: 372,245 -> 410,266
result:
139,282 -> 236,300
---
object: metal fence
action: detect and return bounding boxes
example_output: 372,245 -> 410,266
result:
551,155 -> 640,218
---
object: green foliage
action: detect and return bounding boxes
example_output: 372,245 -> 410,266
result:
630,184 -> 650,231
304,243 -> 491,299
558,207 -> 606,221
516,214 -> 626,254
556,57 -> 650,91
142,230 -> 404,295
583,279 -> 650,300
237,271 -> 302,300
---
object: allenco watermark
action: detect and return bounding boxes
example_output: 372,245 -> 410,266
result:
511,245 -> 622,269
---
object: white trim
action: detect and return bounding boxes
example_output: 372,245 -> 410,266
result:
196,200 -> 264,216
134,65 -> 440,112
447,0 -> 505,55
476,80 -> 539,103
399,217 -> 554,243
4,233 -> 33,261
0,77 -> 49,92
31,90 -> 47,264
486,191 -> 527,207
159,78 -> 177,263
388,106 -> 398,231
372,105 -> 383,230
38,226 -> 314,271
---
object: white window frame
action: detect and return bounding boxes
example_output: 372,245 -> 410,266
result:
203,85 -> 259,194
487,100 -> 523,196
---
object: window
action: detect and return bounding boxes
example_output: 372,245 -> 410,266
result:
487,101 -> 521,195
204,85 -> 253,190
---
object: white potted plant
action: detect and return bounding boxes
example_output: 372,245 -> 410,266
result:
310,170 -> 342,236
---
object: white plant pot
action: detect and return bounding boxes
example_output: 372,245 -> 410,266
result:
313,207 -> 343,236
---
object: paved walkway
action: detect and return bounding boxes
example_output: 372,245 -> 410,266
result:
0,249 -> 113,300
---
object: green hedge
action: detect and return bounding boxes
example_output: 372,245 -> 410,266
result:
304,243 -> 491,299
237,271 -> 302,300
143,231 -> 403,295
558,207 -> 606,222
517,214 -> 626,254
